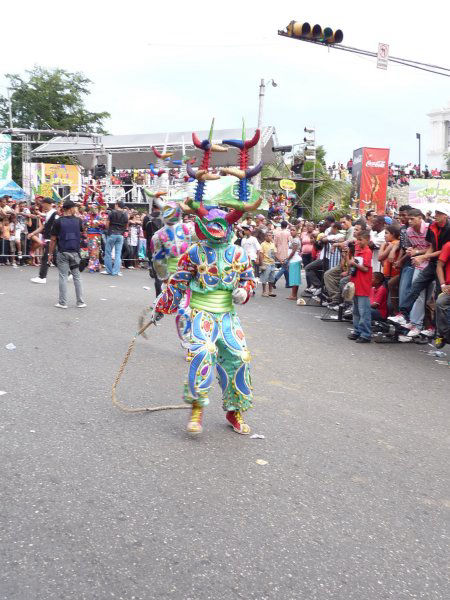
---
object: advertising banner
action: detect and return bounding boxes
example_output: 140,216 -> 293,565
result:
350,147 -> 363,214
359,147 -> 390,214
42,163 -> 81,195
24,163 -> 81,199
0,134 -> 12,186
279,179 -> 296,191
408,178 -> 450,214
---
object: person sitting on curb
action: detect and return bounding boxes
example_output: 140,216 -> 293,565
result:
370,272 -> 388,321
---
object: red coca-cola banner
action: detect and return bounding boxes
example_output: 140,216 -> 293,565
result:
359,147 -> 390,215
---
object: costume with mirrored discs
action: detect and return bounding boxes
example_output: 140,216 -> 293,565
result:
154,125 -> 263,434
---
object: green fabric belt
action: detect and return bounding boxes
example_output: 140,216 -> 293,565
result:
190,290 -> 233,313
167,257 -> 179,274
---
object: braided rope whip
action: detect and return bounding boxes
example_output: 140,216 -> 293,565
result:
112,318 -> 190,413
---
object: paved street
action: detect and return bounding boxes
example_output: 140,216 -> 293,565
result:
0,267 -> 448,600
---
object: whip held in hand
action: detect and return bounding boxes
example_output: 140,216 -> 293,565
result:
111,310 -> 189,413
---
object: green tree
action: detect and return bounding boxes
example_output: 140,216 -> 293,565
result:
0,66 -> 110,183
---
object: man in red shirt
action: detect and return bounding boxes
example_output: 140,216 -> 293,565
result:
370,272 -> 388,320
348,231 -> 373,343
435,240 -> 450,348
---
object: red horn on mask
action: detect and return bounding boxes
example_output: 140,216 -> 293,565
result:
195,203 -> 209,218
225,209 -> 244,225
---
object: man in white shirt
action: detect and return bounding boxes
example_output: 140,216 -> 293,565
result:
240,226 -> 261,274
369,216 -> 386,272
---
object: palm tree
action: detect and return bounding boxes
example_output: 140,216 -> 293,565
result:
294,145 -> 351,220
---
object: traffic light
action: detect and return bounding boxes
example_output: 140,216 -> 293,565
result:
285,21 -> 343,44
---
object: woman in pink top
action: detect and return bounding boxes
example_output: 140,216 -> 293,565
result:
300,223 -> 314,267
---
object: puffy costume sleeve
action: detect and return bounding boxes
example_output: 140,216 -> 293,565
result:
150,229 -> 170,281
235,246 -> 256,304
155,250 -> 197,314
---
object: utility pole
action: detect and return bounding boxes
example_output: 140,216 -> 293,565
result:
304,127 -> 316,218
254,78 -> 277,189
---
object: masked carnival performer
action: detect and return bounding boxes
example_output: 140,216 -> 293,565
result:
149,198 -> 194,346
153,125 -> 263,435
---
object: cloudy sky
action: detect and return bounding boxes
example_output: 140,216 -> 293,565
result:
2,0 -> 449,166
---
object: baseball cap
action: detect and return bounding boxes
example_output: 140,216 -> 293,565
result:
117,201 -> 126,209
63,199 -> 76,209
434,204 -> 449,216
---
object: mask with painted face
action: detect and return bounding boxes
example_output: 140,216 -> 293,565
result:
180,196 -> 263,245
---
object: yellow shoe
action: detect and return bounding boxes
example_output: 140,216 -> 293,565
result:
226,410 -> 251,435
187,403 -> 203,434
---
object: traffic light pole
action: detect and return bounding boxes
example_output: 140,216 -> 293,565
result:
416,133 -> 421,175
277,31 -> 450,78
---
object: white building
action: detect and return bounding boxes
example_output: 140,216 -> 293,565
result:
427,101 -> 450,170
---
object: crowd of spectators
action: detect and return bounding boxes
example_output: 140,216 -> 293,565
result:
2,191 -> 449,348
0,194 -> 152,277
233,204 -> 450,349
388,163 -> 443,187
325,159 -> 444,188
327,161 -> 352,182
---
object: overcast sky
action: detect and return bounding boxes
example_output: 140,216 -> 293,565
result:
2,0 -> 449,166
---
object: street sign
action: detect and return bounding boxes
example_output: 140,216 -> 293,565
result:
279,179 -> 296,191
377,43 -> 389,70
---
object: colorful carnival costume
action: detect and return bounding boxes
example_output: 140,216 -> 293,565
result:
85,212 -> 105,272
150,200 -> 193,345
154,126 -> 263,435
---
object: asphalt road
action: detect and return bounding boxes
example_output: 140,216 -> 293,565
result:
0,266 -> 448,600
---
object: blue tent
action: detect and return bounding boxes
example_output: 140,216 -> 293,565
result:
0,180 -> 29,200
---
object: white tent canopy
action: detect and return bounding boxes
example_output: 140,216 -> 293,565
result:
31,127 -> 278,171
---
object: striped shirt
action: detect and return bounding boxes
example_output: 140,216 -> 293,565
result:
406,221 -> 430,270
